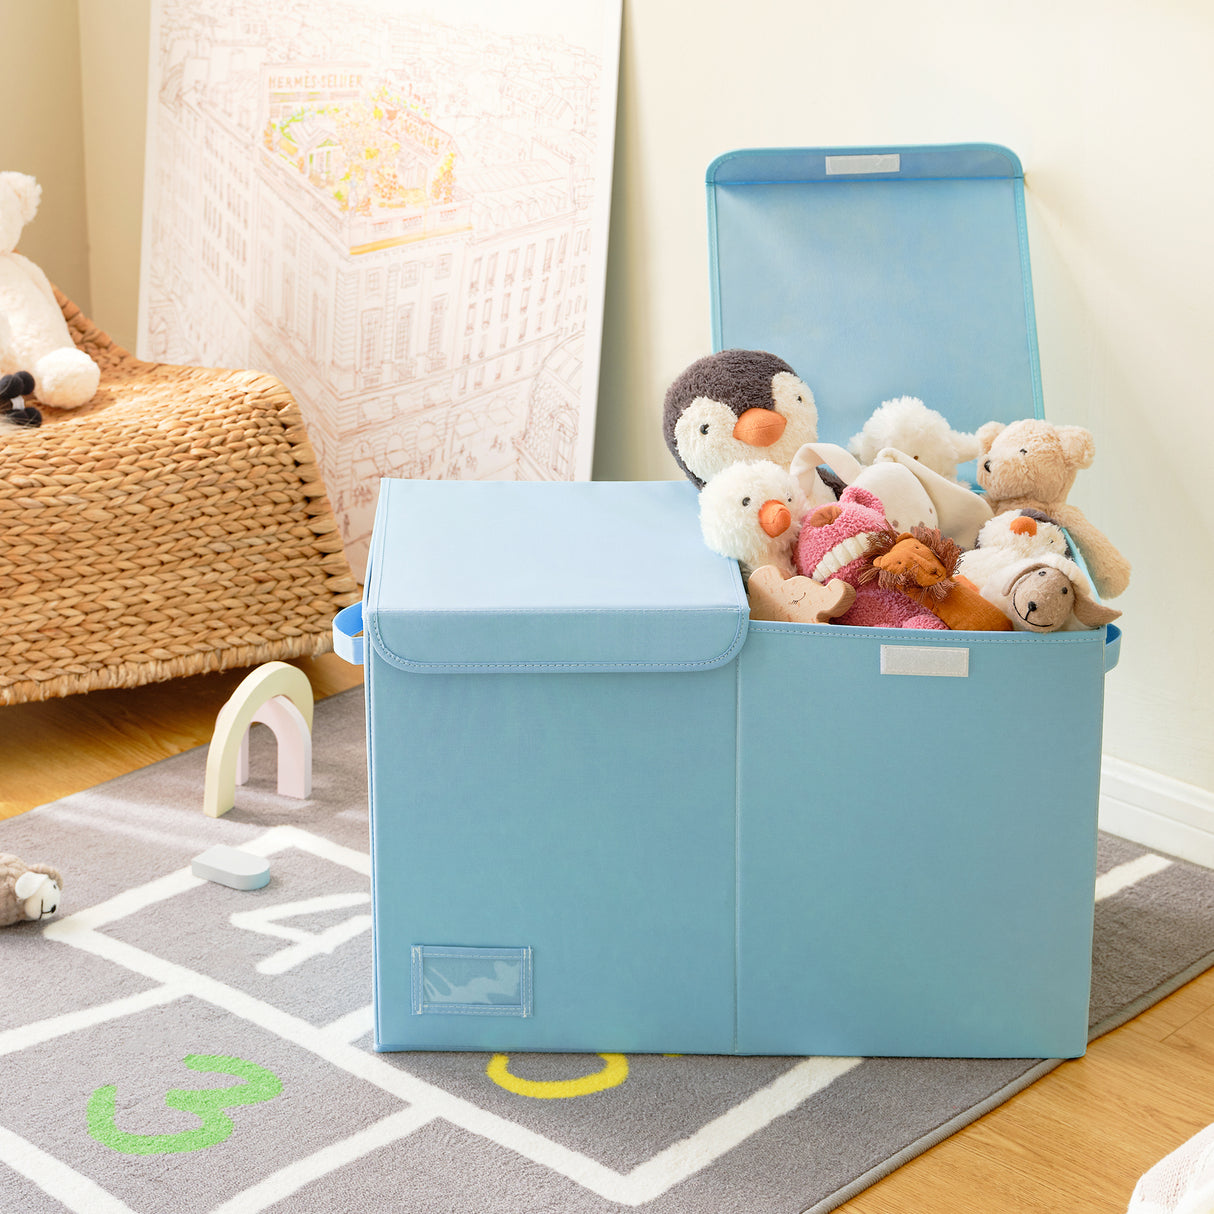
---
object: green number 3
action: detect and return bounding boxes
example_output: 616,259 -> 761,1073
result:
87,1054 -> 283,1155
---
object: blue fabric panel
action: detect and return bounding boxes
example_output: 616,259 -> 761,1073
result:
368,655 -> 739,1053
734,621 -> 1104,1058
708,143 -> 1023,184
366,479 -> 748,673
707,145 -> 1043,440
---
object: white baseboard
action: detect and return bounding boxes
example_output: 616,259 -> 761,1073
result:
1100,756 -> 1214,870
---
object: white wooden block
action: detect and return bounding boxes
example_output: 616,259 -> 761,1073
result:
192,845 -> 271,890
251,696 -> 313,799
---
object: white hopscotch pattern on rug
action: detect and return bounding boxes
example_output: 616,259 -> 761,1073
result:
0,829 -> 1171,1214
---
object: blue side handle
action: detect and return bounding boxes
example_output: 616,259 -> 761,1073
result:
333,601 -> 365,666
1104,624 -> 1121,673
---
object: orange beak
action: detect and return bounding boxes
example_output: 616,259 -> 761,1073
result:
732,408 -> 787,448
1009,516 -> 1038,537
759,499 -> 792,538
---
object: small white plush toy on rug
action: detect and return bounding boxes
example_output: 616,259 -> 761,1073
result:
0,171 -> 100,409
0,852 -> 62,925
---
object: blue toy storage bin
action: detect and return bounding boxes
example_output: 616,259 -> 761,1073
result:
334,144 -> 1121,1058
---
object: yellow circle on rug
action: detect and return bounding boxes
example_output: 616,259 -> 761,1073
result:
486,1053 -> 628,1099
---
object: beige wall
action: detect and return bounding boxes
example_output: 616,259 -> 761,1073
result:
596,1 -> 1214,795
78,0 -> 150,353
24,1 -> 1214,792
0,0 -> 91,312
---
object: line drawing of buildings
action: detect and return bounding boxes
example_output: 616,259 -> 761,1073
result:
139,1 -> 621,575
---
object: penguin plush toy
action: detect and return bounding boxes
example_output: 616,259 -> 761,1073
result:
663,349 -> 827,491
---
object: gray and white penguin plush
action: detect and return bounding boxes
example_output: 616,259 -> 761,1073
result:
662,349 -> 821,489
0,852 -> 62,925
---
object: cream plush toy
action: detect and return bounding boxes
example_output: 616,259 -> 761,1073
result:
698,459 -> 807,578
0,852 -> 62,926
848,396 -> 981,484
0,171 -> 99,409
955,509 -> 1073,592
975,419 -> 1131,599
699,460 -> 857,621
789,441 -> 993,549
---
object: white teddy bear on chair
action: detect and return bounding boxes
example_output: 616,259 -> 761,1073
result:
0,170 -> 99,411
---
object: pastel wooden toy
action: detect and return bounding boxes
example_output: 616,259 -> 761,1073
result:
203,662 -> 314,818
745,565 -> 856,624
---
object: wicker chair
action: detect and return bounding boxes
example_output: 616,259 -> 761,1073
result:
0,293 -> 360,705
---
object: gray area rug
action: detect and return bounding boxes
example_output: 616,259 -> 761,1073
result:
2,687 -> 1213,1214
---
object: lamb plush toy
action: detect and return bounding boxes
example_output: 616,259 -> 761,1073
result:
0,852 -> 62,926
0,171 -> 99,409
980,554 -> 1122,633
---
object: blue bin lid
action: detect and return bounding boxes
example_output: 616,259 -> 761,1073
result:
364,479 -> 749,673
707,144 -> 1043,443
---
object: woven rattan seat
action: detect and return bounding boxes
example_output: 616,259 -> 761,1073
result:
0,293 -> 359,705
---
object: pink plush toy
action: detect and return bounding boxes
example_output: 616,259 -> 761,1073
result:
794,486 -> 948,630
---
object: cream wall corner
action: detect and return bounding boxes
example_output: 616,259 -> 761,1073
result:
77,0 -> 151,353
0,0 -> 91,313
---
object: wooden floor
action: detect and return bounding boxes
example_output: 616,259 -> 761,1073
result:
0,653 -> 364,821
2,654 -> 1212,1212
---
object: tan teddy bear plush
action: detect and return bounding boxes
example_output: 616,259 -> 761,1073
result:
975,419 -> 1130,600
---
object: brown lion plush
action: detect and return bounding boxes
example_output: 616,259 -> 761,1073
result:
864,526 -> 1013,632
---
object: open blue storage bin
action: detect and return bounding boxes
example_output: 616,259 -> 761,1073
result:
335,144 -> 1120,1058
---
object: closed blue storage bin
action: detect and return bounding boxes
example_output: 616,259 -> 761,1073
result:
351,478 -> 748,1055
334,144 -> 1120,1058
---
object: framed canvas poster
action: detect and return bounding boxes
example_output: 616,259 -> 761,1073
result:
139,0 -> 622,575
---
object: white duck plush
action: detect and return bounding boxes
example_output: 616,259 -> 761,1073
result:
955,509 -> 1073,592
699,460 -> 807,578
